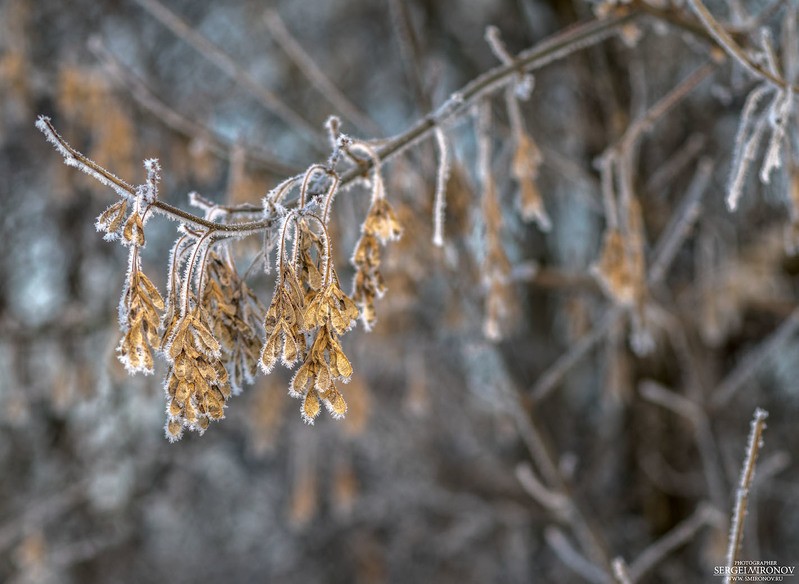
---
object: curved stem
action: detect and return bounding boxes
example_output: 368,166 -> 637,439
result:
167,234 -> 190,306
196,238 -> 216,305
304,213 -> 333,287
320,172 -> 341,224
299,164 -> 329,207
182,230 -> 216,316
278,211 -> 298,282
265,174 -> 303,207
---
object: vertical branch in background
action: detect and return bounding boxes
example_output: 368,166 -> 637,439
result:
724,409 -> 769,584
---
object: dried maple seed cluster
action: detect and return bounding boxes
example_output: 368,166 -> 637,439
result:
164,307 -> 232,440
117,269 -> 164,374
293,269 -> 358,421
262,203 -> 361,423
511,131 -> 551,231
38,120 -> 410,440
202,251 -> 265,393
113,167 -> 164,374
351,171 -> 403,330
261,262 -> 306,373
95,199 -> 128,241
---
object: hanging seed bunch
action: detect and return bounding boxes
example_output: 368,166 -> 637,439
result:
37,116 -> 393,439
350,144 -> 403,330
485,24 -> 550,233
476,101 -> 517,341
202,250 -> 265,394
163,305 -> 232,440
260,165 -> 361,423
115,160 -> 163,374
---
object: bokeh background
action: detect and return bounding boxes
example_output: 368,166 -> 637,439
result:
0,0 -> 798,582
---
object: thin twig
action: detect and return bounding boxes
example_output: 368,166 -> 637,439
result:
724,408 -> 769,584
545,527 -> 610,584
531,157 -> 710,402
617,63 -> 717,155
515,463 -> 571,515
628,502 -> 722,581
388,0 -> 432,112
263,10 -> 379,135
611,557 -> 633,584
648,158 -> 713,285
712,307 -> 799,408
531,307 -> 623,402
639,375 -> 729,511
611,61 -> 716,215
645,133 -> 706,195
685,0 -> 797,91
36,117 -> 277,234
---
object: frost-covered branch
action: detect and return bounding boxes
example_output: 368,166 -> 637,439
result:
724,409 -> 769,584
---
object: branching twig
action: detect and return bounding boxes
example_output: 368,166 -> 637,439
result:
531,157 -> 710,402
263,10 -> 379,135
685,0 -> 797,91
712,308 -> 799,408
611,557 -> 633,584
640,377 -> 727,510
628,502 -> 722,581
132,0 -> 324,146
